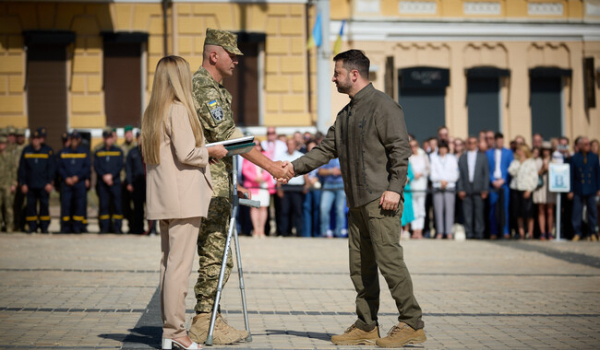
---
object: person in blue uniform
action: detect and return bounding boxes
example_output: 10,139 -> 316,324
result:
94,130 -> 124,233
125,132 -> 145,234
58,131 -> 90,233
18,128 -> 55,233
568,137 -> 600,241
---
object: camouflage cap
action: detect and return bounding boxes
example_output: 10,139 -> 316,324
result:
6,125 -> 16,135
204,28 -> 243,56
0,135 -> 7,143
0,128 -> 7,137
16,128 -> 26,136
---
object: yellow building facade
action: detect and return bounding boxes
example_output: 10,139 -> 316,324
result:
0,0 -> 599,149
330,0 -> 600,144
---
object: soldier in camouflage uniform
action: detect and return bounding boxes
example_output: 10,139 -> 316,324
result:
188,28 -> 290,345
12,128 -> 27,231
0,133 -> 18,232
119,126 -> 137,233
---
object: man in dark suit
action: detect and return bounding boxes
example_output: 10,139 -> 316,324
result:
486,132 -> 514,239
458,137 -> 490,239
568,137 -> 600,241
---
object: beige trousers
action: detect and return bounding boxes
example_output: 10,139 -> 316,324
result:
159,217 -> 202,339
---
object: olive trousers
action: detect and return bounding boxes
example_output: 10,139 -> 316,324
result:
348,198 -> 424,331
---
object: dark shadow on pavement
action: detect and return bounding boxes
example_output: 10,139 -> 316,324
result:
265,329 -> 331,341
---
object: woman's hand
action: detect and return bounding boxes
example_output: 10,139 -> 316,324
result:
524,191 -> 531,199
208,144 -> 228,160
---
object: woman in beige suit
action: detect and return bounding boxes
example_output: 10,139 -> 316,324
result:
142,56 -> 227,350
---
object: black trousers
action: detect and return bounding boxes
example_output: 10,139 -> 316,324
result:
278,185 -> 304,236
98,181 -> 122,233
60,182 -> 86,233
462,193 -> 485,239
26,188 -> 50,233
129,179 -> 146,234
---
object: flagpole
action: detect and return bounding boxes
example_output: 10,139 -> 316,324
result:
316,0 -> 331,134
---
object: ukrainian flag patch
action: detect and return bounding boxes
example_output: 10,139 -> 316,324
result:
209,100 -> 217,108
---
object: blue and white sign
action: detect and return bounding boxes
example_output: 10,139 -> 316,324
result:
549,163 -> 570,193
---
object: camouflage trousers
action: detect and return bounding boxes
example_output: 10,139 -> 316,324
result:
0,186 -> 14,232
194,197 -> 233,313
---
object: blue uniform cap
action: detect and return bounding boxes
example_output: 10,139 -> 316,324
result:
36,127 -> 47,137
70,131 -> 81,139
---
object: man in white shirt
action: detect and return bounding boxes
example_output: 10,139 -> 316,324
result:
276,139 -> 305,236
261,126 -> 287,161
457,137 -> 490,239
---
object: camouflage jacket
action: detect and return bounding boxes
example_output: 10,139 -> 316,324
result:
119,140 -> 137,183
192,66 -> 236,199
0,149 -> 17,188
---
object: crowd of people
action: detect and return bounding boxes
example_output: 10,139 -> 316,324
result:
0,125 -> 147,234
1,123 -> 599,241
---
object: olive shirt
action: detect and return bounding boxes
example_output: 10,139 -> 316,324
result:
292,83 -> 411,209
192,66 -> 236,199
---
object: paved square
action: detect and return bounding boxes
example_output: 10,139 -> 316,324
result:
1,233 -> 599,349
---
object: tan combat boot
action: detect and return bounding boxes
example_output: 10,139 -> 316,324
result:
189,313 -> 248,345
376,322 -> 426,348
330,324 -> 380,345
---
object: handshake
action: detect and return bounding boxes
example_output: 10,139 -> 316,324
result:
273,161 -> 295,184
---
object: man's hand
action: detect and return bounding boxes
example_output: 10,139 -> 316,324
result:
481,191 -> 488,199
72,176 -> 79,184
21,185 -> 28,194
103,174 -> 113,186
10,185 -> 16,194
440,180 -> 448,189
458,191 -> 466,200
238,186 -> 251,200
127,184 -> 134,192
65,177 -> 73,186
380,191 -> 400,211
44,183 -> 53,193
567,192 -> 574,200
332,167 -> 342,176
85,179 -> 90,189
492,179 -> 505,189
276,162 -> 295,184
276,188 -> 284,198
269,160 -> 289,180
208,144 -> 228,160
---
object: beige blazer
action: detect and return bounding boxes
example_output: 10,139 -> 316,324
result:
146,102 -> 213,220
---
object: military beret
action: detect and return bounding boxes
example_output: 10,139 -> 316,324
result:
204,28 -> 243,56
16,128 -> 26,136
36,127 -> 47,137
6,125 -> 16,135
0,135 -> 7,143
124,125 -> 133,132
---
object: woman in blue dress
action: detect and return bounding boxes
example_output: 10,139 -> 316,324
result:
401,163 -> 415,237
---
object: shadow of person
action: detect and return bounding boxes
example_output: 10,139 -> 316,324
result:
99,325 -> 162,349
265,329 -> 332,341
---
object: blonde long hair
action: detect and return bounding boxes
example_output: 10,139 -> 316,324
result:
142,56 -> 204,164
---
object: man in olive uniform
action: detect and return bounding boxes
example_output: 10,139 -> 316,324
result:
282,50 -> 426,348
0,133 -> 18,232
120,125 -> 137,232
12,128 -> 27,231
58,131 -> 90,233
189,28 -> 290,345
18,128 -> 56,233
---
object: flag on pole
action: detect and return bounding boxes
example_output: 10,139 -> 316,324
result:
333,20 -> 346,55
306,13 -> 322,49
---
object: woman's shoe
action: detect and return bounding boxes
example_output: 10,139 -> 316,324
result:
162,338 -> 201,349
